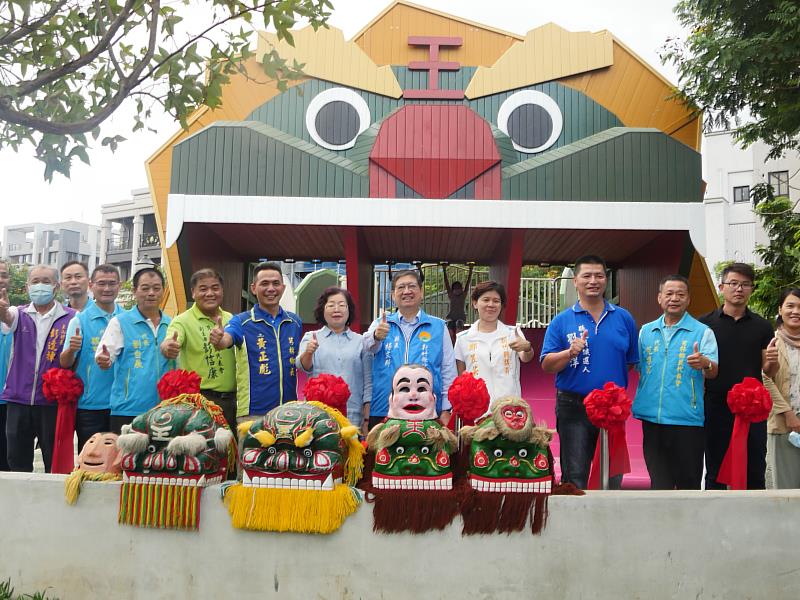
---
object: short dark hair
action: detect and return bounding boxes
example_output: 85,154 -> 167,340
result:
60,261 -> 89,276
91,264 -> 120,281
658,274 -> 690,291
574,255 -> 607,275
313,287 -> 355,326
390,269 -> 422,290
776,288 -> 800,326
190,268 -> 224,289
720,262 -> 755,284
471,280 -> 507,306
133,267 -> 164,289
252,262 -> 283,282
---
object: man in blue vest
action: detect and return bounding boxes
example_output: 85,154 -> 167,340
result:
210,262 -> 301,421
633,274 -> 718,489
60,264 -> 122,449
0,264 -> 74,472
95,267 -> 173,432
364,269 -> 455,430
60,261 -> 91,312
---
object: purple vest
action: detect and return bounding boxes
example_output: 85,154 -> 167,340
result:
2,304 -> 75,406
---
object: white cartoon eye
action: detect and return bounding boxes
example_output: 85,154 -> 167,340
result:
305,87 -> 371,151
147,444 -> 157,454
267,447 -> 277,455
420,446 -> 430,455
303,448 -> 313,458
493,448 -> 503,458
395,446 -> 405,455
518,449 -> 528,458
497,90 -> 563,154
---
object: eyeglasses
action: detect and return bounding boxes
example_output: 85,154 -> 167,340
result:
395,284 -> 420,292
721,281 -> 754,290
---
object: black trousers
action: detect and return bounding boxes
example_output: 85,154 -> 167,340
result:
6,403 -> 57,473
75,408 -> 111,451
109,415 -> 135,434
641,420 -> 705,490
705,400 -> 766,489
0,404 -> 9,471
201,390 -> 238,440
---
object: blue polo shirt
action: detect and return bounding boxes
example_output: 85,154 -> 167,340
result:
63,301 -> 123,410
226,305 -> 302,417
540,301 -> 639,396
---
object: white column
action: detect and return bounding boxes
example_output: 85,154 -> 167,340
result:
703,197 -> 729,275
130,215 -> 143,271
99,220 -> 111,264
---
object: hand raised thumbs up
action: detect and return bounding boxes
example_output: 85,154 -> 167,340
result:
96,344 -> 112,370
569,329 -> 588,358
375,309 -> 390,341
68,326 -> 83,352
161,330 -> 181,360
209,316 -> 225,348
509,325 -> 532,353
764,336 -> 779,369
687,340 -> 707,371
306,331 -> 319,354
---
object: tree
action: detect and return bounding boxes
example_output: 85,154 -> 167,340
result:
662,0 -> 800,158
7,264 -> 29,305
750,184 -> 800,319
0,0 -> 332,180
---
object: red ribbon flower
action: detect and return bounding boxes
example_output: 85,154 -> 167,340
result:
448,371 -> 490,424
157,369 -> 201,400
42,368 -> 84,405
583,382 -> 632,489
583,382 -> 631,431
304,373 -> 350,415
42,368 -> 84,474
718,377 -> 772,489
726,377 -> 772,422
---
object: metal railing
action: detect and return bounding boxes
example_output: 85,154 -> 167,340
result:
139,232 -> 161,249
372,264 -> 563,327
107,237 -> 131,252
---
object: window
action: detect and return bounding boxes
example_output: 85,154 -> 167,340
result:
733,185 -> 750,203
768,171 -> 789,197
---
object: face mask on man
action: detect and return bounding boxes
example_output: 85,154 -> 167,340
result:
28,283 -> 55,306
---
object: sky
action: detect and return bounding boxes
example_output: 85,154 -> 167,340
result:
0,0 -> 687,241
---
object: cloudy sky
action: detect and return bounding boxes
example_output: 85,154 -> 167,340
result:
0,0 -> 687,240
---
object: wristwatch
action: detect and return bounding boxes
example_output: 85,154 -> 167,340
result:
704,360 -> 713,371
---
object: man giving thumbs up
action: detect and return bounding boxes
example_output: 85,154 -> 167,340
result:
165,268 -> 237,434
632,274 -> 718,490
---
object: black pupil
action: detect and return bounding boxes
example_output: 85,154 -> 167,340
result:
315,100 -> 360,146
507,103 -> 553,150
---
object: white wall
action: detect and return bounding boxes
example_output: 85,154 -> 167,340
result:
702,131 -> 800,274
2,472 -> 799,600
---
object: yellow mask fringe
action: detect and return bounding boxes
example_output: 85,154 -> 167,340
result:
307,401 -> 365,485
224,484 -> 361,534
64,469 -> 121,505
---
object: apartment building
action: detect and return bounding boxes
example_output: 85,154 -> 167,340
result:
2,221 -> 101,269
100,187 -> 163,280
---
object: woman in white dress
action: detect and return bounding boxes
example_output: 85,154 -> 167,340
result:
454,280 -> 534,404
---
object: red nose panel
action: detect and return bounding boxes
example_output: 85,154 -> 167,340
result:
369,104 -> 501,199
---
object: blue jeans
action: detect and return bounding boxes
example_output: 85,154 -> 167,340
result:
555,390 -> 622,490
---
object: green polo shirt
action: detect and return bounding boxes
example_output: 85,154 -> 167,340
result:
167,304 -> 236,393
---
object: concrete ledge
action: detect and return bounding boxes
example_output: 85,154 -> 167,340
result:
1,472 -> 798,599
